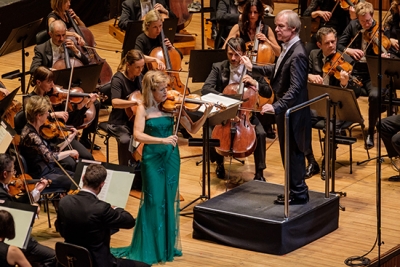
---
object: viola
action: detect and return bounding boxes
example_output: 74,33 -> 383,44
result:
65,11 -> 113,86
8,174 -> 51,197
363,23 -> 391,55
161,90 -> 226,113
211,69 -> 257,158
322,52 -> 363,87
147,25 -> 187,94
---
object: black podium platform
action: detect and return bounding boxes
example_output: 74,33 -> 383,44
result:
192,181 -> 339,255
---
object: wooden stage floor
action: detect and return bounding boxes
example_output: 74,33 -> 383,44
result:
1,3 -> 400,266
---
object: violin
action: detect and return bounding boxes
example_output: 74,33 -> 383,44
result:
339,0 -> 358,10
0,89 -> 22,129
363,23 -> 391,55
8,174 -> 51,197
322,52 -> 363,87
161,90 -> 226,113
49,85 -> 108,106
65,11 -> 113,86
39,119 -> 77,140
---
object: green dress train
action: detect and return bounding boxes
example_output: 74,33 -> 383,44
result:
111,116 -> 182,265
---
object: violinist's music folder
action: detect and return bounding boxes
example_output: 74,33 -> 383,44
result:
198,93 -> 242,115
74,160 -> 135,208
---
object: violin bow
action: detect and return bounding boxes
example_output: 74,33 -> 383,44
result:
174,71 -> 190,136
11,142 -> 34,205
51,156 -> 81,190
47,98 -> 74,151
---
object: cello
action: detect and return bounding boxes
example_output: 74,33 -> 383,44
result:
65,11 -> 113,86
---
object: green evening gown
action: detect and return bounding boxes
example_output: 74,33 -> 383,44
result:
111,116 -> 182,265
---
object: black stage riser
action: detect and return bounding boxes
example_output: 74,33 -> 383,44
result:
193,181 -> 339,255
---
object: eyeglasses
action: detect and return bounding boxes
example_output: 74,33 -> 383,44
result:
5,170 -> 16,175
359,17 -> 373,25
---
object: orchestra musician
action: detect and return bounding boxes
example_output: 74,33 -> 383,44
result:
30,20 -> 89,74
303,0 -> 356,54
58,164 -> 150,267
242,10 -> 310,205
19,96 -> 74,193
223,0 -> 281,56
118,0 -> 176,31
306,27 -> 358,180
0,210 -> 31,267
111,70 -> 212,265
202,37 -> 272,181
47,0 -> 86,46
27,66 -> 96,171
215,0 -> 245,49
0,153 -> 56,267
384,0 -> 400,58
108,49 -> 144,167
338,1 -> 388,150
379,115 -> 400,181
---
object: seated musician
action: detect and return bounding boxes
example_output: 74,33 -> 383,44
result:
384,0 -> 400,58
0,210 -> 31,267
118,0 -> 176,31
223,0 -> 280,56
30,19 -> 100,151
58,164 -> 150,267
0,153 -> 57,267
303,0 -> 355,54
201,37 -> 271,181
135,9 -> 182,74
26,66 -> 96,171
306,27 -> 358,180
19,96 -> 74,193
30,20 -> 89,75
215,0 -> 245,49
380,115 -> 400,180
108,49 -> 144,168
338,1 -> 388,150
47,0 -> 86,46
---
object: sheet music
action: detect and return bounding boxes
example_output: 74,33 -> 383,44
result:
0,121 -> 13,153
198,93 -> 242,114
0,206 -> 34,249
79,166 -> 134,208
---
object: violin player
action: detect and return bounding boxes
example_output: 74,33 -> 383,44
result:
0,153 -> 57,267
303,0 -> 356,54
338,1 -> 390,150
384,0 -> 400,58
201,37 -> 272,181
242,10 -> 310,205
30,20 -> 89,74
118,0 -> 176,31
306,27 -> 359,180
47,0 -> 86,47
25,66 -> 96,171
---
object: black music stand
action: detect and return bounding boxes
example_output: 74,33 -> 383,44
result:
52,63 -> 103,93
308,83 -> 366,202
0,18 -> 43,94
188,49 -> 227,83
122,18 -> 178,58
180,103 -> 240,215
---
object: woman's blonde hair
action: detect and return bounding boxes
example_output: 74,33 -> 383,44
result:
117,49 -> 145,72
142,70 -> 169,108
51,0 -> 68,14
142,9 -> 163,32
25,95 -> 51,123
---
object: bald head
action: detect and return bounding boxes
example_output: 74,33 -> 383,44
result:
49,20 -> 67,46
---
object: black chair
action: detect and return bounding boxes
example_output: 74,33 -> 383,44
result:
35,29 -> 49,45
55,242 -> 92,267
96,121 -> 120,163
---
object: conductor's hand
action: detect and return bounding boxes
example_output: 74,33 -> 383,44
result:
241,56 -> 253,71
163,135 -> 178,147
260,103 -> 274,115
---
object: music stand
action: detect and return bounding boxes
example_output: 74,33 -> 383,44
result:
181,102 -> 241,215
366,55 -> 400,116
188,49 -> 227,83
299,16 -> 312,44
52,63 -> 103,93
308,83 -> 366,201
122,18 -> 178,58
0,18 -> 43,94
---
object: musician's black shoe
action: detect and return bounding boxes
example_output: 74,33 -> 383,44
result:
274,193 -> 309,205
365,134 -> 374,150
80,138 -> 101,150
253,172 -> 266,181
216,163 -> 225,179
305,162 -> 320,178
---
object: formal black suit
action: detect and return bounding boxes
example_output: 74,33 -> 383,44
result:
0,185 -> 56,267
58,190 -> 149,267
380,115 -> 400,158
118,0 -> 176,31
252,38 -> 310,199
338,19 -> 380,136
30,39 -> 90,74
202,60 -> 271,174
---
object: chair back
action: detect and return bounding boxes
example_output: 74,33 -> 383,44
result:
55,242 -> 92,267
36,29 -> 49,45
14,110 -> 27,135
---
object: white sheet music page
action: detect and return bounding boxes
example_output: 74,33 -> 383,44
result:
198,93 -> 242,115
0,121 -> 12,153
